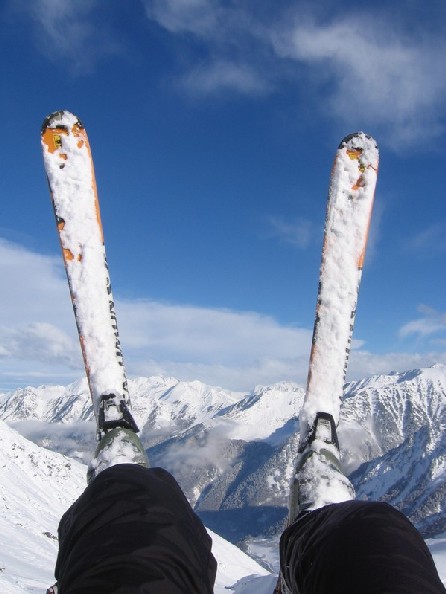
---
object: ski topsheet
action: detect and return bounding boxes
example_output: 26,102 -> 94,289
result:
41,110 -> 136,436
300,132 -> 379,433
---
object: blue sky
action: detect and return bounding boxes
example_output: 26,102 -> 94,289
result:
1,0 -> 446,391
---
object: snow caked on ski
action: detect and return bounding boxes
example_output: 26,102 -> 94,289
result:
300,132 -> 379,435
41,110 -> 137,438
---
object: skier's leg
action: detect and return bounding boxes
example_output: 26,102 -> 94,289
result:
54,464 -> 217,594
280,414 -> 445,593
53,399 -> 216,593
280,499 -> 445,594
277,411 -> 355,593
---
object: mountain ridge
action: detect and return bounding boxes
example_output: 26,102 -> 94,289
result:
2,364 -> 446,540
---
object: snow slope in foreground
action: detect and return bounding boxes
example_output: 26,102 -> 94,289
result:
0,420 -> 271,593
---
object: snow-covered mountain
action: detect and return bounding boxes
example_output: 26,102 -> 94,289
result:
0,377 -> 303,542
344,365 -> 446,537
2,365 -> 446,542
341,364 -> 446,466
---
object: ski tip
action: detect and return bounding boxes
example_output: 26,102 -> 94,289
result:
41,110 -> 83,134
339,132 -> 378,151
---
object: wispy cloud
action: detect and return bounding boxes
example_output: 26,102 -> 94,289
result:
271,16 -> 446,145
142,0 -> 275,96
266,216 -> 319,249
180,60 -> 271,96
143,1 -> 446,146
364,198 -> 384,263
348,349 -> 446,381
405,223 -> 446,254
8,0 -> 121,74
142,0 -> 221,37
9,0 -> 446,142
400,305 -> 446,339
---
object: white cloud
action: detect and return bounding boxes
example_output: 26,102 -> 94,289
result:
117,300 -> 308,360
2,238 -> 446,393
0,239 -> 83,389
406,223 -> 446,253
0,239 -> 74,327
272,16 -> 446,145
267,216 -> 319,249
8,0 -> 446,142
400,306 -> 446,339
142,0 -> 221,37
115,299 -> 312,389
0,323 -> 79,368
400,318 -> 445,339
143,0 -> 272,96
181,60 -> 271,96
9,0 -> 446,142
144,1 -> 446,145
348,349 -> 446,382
0,238 -> 312,391
9,0 -> 120,74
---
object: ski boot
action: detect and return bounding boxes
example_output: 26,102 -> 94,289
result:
288,411 -> 355,523
87,394 -> 149,483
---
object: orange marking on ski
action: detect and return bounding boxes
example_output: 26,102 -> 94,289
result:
306,343 -> 317,390
352,175 -> 365,190
357,206 -> 374,269
41,127 -> 71,169
352,161 -> 377,191
69,121 -> 105,243
346,148 -> 362,160
72,122 -> 86,137
41,129 -> 60,154
79,335 -> 92,385
63,248 -> 82,262
94,196 -> 103,242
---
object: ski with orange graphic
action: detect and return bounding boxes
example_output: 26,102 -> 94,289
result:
41,110 -> 138,439
277,132 -> 379,594
299,132 -> 379,435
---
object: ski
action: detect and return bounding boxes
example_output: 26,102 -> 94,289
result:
41,110 -> 137,438
300,132 -> 379,436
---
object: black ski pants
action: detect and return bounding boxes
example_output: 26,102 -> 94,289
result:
280,499 -> 446,594
55,465 -> 445,594
54,464 -> 217,594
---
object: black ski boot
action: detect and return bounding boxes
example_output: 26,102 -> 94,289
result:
288,412 -> 355,523
87,394 -> 149,483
